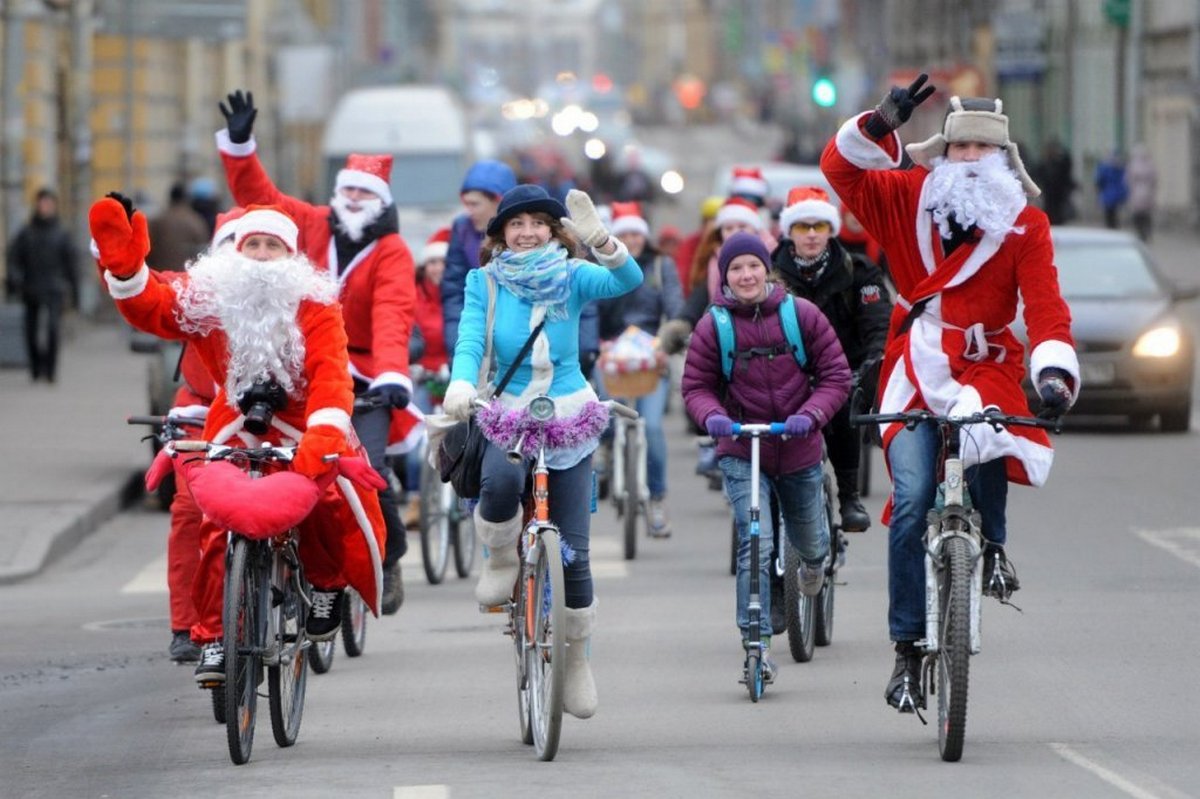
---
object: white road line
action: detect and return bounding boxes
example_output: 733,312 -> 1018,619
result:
1050,743 -> 1192,799
120,554 -> 168,594
1135,528 -> 1200,570
393,786 -> 450,799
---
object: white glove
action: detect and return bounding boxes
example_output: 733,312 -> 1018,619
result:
443,379 -> 478,422
560,189 -> 611,250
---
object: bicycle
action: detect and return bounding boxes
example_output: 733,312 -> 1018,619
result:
478,395 -> 638,760
850,407 -> 1060,761
608,398 -> 648,560
306,589 -> 368,673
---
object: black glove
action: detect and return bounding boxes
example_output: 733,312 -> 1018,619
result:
104,191 -> 135,220
365,383 -> 410,410
1036,367 -> 1073,419
219,90 -> 257,144
864,73 -> 936,139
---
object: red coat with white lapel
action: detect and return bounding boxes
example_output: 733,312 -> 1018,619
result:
821,112 -> 1080,488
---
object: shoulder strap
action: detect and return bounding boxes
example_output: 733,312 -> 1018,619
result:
778,298 -> 808,370
493,315 -> 547,397
708,305 -> 735,380
477,272 -> 497,394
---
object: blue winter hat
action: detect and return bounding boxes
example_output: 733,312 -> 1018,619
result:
461,159 -> 517,199
718,231 -> 771,286
486,184 -> 567,238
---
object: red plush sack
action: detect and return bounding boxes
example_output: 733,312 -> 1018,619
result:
184,460 -> 321,539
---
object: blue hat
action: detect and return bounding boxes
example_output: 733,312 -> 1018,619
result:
486,184 -> 567,238
461,159 -> 517,199
718,231 -> 771,286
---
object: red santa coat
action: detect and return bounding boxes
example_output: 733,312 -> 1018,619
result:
821,113 -> 1080,489
106,264 -> 387,618
217,132 -> 424,454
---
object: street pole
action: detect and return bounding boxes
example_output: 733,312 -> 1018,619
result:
1125,0 -> 1142,149
69,0 -> 96,314
2,0 -> 28,271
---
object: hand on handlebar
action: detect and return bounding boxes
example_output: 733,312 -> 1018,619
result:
784,413 -> 815,437
705,414 -> 734,438
1036,368 -> 1073,420
444,380 -> 478,421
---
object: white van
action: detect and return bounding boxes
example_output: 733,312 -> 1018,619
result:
322,85 -> 472,244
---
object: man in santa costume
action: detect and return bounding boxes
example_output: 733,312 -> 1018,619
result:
216,90 -> 417,615
821,74 -> 1080,711
90,198 -> 387,683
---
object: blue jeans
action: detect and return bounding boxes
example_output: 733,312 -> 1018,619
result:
597,373 -> 670,498
719,457 -> 829,639
886,421 -> 1008,641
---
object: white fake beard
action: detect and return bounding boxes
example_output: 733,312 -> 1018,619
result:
926,152 -> 1027,240
331,193 -> 384,242
172,248 -> 339,408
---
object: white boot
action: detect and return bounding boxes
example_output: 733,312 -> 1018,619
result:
563,600 -> 598,719
474,507 -> 521,607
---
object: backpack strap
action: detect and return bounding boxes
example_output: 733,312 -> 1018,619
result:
708,305 -> 736,381
778,297 -> 808,370
477,273 -> 497,397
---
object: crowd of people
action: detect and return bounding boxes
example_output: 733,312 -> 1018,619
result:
69,71 -> 1085,729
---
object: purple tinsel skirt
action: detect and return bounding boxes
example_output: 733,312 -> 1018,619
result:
476,400 -> 610,457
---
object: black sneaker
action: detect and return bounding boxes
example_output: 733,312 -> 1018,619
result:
838,495 -> 871,532
194,642 -> 224,684
307,588 -> 344,641
169,630 -> 201,663
885,641 -> 923,712
982,544 -> 1021,598
381,562 -> 404,616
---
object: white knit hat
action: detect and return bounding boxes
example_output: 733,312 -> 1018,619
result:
779,186 -> 841,236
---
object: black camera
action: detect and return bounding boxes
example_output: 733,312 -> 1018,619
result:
236,378 -> 288,436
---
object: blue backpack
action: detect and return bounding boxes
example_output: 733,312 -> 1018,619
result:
708,298 -> 807,380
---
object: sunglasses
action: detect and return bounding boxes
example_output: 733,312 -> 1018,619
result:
791,221 -> 832,233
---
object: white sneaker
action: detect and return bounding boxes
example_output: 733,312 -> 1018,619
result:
799,559 -> 825,597
647,498 -> 671,538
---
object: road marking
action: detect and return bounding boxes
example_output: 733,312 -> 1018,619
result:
1136,528 -> 1200,570
393,786 -> 450,799
120,554 -> 167,594
1049,743 -> 1192,799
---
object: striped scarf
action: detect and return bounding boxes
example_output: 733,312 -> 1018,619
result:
486,241 -> 573,322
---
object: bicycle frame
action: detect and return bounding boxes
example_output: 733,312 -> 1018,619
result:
610,410 -> 648,513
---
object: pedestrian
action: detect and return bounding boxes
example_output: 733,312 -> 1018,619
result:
770,186 -> 893,532
147,181 -> 211,271
1035,137 -> 1077,225
5,187 -> 78,383
1126,143 -> 1157,242
442,185 -> 642,719
822,78 -> 1080,712
671,195 -> 723,290
216,89 -> 418,615
1094,148 -> 1128,229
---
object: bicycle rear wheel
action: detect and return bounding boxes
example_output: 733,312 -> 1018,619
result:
784,537 -> 816,663
341,589 -> 368,657
419,458 -> 452,584
307,638 -> 335,674
210,684 -> 226,724
268,554 -> 307,748
622,431 -> 639,560
513,549 -> 533,746
815,478 -> 839,647
452,493 -> 477,578
527,528 -> 566,761
223,537 -> 261,765
937,536 -> 972,762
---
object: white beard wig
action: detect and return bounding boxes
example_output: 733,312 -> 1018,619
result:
330,193 -> 385,242
172,248 -> 339,409
925,151 -> 1027,240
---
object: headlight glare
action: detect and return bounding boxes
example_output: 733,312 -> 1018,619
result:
1132,325 -> 1182,358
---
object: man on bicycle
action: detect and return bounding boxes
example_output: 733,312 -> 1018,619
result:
821,75 -> 1080,709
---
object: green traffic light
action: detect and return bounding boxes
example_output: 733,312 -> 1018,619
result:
812,77 -> 836,108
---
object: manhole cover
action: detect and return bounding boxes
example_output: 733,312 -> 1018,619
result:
82,616 -> 171,632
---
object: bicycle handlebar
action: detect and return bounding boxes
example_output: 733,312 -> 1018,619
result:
467,397 -> 641,421
728,422 -> 788,437
127,414 -> 206,429
850,408 -> 1062,434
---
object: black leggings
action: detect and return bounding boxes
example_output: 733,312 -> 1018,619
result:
477,442 -> 595,609
24,296 -> 62,380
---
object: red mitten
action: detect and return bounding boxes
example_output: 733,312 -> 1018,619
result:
88,197 -> 150,278
292,425 -> 346,480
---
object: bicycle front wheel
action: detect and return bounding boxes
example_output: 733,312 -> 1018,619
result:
622,431 -> 639,560
784,538 -> 816,663
526,528 -> 566,761
815,479 -> 839,647
937,535 -> 973,762
341,589 -> 368,657
223,537 -> 261,765
420,457 -> 452,584
268,556 -> 307,748
307,638 -> 336,674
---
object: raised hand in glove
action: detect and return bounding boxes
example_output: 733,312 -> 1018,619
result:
219,89 -> 258,144
561,189 -> 629,266
292,424 -> 345,480
443,380 -> 478,422
1036,367 -> 1074,419
89,194 -> 150,279
864,72 -> 936,139
705,414 -> 734,438
657,318 -> 693,355
364,383 -> 410,409
784,413 -> 815,438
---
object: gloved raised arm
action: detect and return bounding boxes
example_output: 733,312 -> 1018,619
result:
863,73 -> 935,140
560,189 -> 629,267
219,89 -> 258,144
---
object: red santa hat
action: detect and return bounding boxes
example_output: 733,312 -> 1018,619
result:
212,206 -> 246,248
779,186 -> 841,236
609,201 -> 650,238
234,205 -> 299,253
714,197 -> 764,231
419,227 -> 451,265
729,167 -> 769,203
335,153 -> 394,205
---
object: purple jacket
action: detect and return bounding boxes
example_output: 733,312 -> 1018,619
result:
682,283 -> 852,476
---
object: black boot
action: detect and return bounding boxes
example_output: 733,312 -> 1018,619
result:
885,641 -> 924,711
835,469 -> 871,532
982,543 -> 1021,598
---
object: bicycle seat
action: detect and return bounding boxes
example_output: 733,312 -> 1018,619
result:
185,460 -> 322,539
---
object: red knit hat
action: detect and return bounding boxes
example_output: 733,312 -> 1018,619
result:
780,186 -> 841,236
234,205 -> 299,253
336,153 -> 394,205
419,227 -> 451,264
729,166 -> 768,203
609,201 -> 649,237
714,197 -> 763,231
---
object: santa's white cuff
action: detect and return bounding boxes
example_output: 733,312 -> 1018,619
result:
168,404 -> 210,421
105,264 -> 150,299
89,238 -> 100,260
306,407 -> 352,434
369,371 -> 414,393
215,128 -> 257,157
594,236 -> 631,268
1029,339 -> 1081,402
835,112 -> 903,171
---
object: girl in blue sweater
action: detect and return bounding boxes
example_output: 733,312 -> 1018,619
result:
444,185 -> 641,718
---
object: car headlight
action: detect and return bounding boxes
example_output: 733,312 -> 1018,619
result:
528,395 -> 556,422
1131,324 -> 1182,358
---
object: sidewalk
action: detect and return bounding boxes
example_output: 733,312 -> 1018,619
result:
0,317 -> 150,584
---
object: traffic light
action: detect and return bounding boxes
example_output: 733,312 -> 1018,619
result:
812,76 -> 837,108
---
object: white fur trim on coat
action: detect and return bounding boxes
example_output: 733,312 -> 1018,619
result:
835,112 -> 904,171
215,128 -> 256,157
104,264 -> 150,299
306,407 -> 352,434
1029,339 -> 1081,402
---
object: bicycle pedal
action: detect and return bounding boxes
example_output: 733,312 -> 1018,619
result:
479,601 -> 512,614
197,679 -> 223,690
